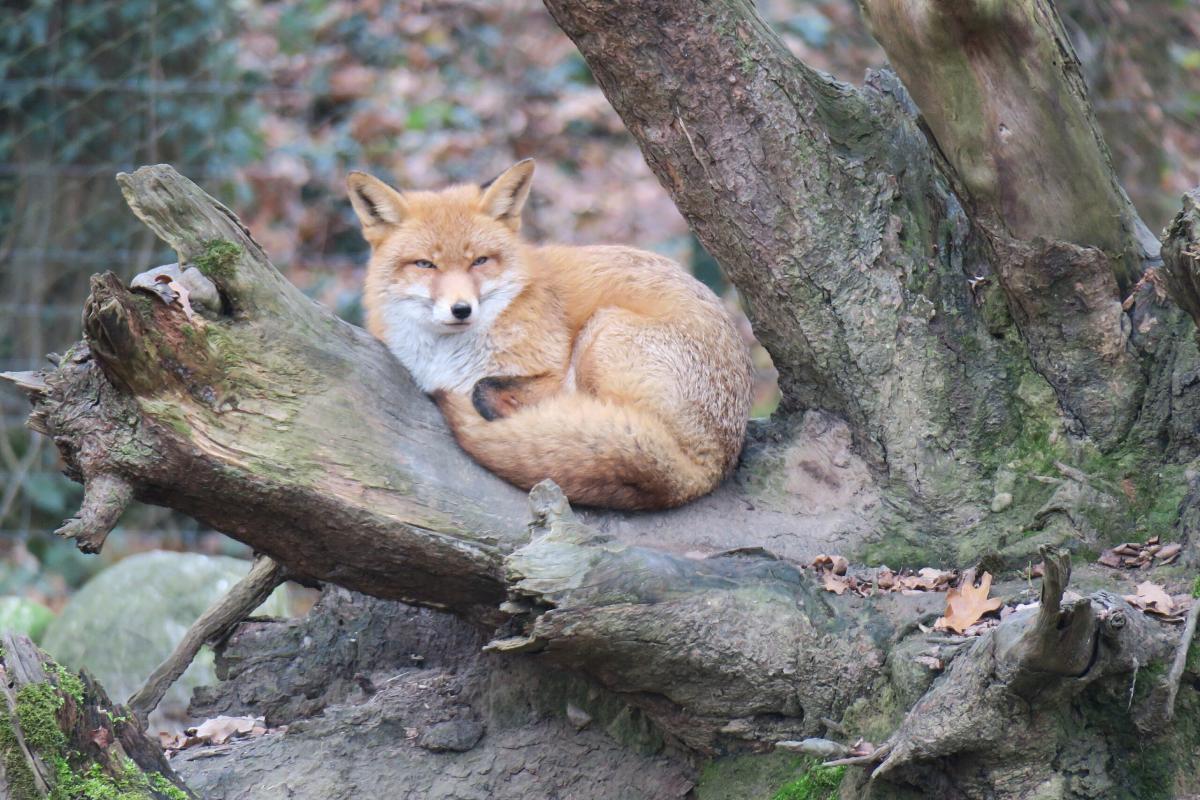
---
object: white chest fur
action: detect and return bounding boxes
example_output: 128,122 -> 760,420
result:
384,325 -> 495,394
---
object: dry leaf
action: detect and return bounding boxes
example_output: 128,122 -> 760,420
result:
186,715 -> 266,746
1124,582 -> 1177,617
1157,543 -> 1181,563
165,278 -> 195,321
90,726 -> 112,749
933,570 -> 1003,634
875,568 -> 896,590
821,572 -> 850,595
1099,539 -> 1183,570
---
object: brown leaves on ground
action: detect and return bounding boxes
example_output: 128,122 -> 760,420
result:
808,555 -> 957,598
934,570 -> 1004,634
160,715 -> 273,755
1123,581 -> 1192,622
1098,536 -> 1182,570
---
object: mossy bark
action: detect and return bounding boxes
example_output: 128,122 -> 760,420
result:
0,634 -> 191,800
2,1 -> 1200,796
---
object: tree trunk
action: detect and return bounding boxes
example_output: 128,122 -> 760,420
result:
3,0 -> 1200,797
0,633 -> 192,800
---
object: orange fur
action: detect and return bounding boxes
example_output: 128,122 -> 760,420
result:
348,160 -> 753,510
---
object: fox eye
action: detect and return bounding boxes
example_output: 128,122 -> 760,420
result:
414,259 -> 436,269
471,255 -> 489,267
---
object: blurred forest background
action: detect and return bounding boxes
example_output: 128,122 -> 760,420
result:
1,0 -> 1198,620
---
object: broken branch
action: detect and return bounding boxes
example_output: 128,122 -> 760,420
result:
128,555 -> 287,724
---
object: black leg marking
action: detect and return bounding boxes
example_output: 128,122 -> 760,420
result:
472,376 -> 522,421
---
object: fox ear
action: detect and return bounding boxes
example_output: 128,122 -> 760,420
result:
347,172 -> 407,241
479,159 -> 535,231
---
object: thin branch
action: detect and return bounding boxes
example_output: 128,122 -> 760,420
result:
128,555 -> 286,724
1163,600 -> 1200,723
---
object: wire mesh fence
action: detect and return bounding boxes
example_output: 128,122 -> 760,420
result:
1,0 -> 263,569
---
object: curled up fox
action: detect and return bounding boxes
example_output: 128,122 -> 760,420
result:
348,159 -> 753,510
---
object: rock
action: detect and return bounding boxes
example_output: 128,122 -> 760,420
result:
417,719 -> 485,752
0,596 -> 55,642
990,492 -> 1014,513
40,551 -> 290,733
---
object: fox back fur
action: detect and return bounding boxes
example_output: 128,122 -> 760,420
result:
349,159 -> 753,510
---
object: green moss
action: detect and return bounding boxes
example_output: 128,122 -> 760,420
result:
695,752 -> 812,800
1192,574 -> 1200,598
0,714 -> 40,800
15,681 -> 66,753
140,400 -> 192,437
771,763 -> 845,800
604,704 -> 663,756
980,285 -> 1012,334
52,663 -> 85,706
132,294 -> 158,319
1075,669 -> 1200,800
147,772 -> 189,800
50,756 -> 187,800
2,669 -> 183,799
839,684 -> 904,745
191,240 -> 241,282
861,534 -> 941,570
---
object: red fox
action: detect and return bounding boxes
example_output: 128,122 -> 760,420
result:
348,159 -> 753,510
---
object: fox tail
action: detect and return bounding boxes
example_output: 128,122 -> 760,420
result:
435,392 -> 715,511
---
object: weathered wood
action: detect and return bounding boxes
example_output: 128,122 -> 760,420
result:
2,165 -> 889,622
857,0 -> 1155,446
1162,189 -> 1200,332
0,634 -> 193,799
2,1 -> 1199,792
53,472 -> 132,554
869,549 -> 1176,789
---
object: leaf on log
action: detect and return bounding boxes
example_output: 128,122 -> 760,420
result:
1123,582 -> 1188,620
934,570 -> 1003,634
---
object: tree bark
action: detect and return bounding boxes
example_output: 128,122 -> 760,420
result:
0,634 -> 192,800
3,0 -> 1200,797
2,161 -> 1198,798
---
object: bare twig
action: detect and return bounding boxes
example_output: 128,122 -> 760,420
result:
1163,601 -> 1200,722
128,555 -> 286,724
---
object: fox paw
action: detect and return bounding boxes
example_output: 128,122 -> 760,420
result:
472,376 -> 524,421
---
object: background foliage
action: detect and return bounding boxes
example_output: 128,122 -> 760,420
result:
1,0 -> 1197,609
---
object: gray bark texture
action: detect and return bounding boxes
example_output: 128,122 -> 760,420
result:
2,1 -> 1200,798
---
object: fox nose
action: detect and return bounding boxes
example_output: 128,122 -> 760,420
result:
451,302 -> 473,320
